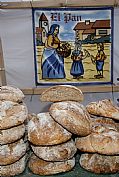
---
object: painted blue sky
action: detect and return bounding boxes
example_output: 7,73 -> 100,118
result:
34,8 -> 112,41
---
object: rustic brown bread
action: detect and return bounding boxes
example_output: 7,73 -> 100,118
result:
28,154 -> 75,175
76,125 -> 119,155
86,99 -> 119,120
0,139 -> 27,165
0,155 -> 26,177
90,115 -> 118,132
49,101 -> 91,136
76,135 -> 95,153
0,124 -> 25,145
0,85 -> 24,102
28,113 -> 72,146
0,101 -> 28,130
40,85 -> 84,102
80,153 -> 119,174
31,139 -> 77,162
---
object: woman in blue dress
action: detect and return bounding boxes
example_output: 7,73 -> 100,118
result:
70,50 -> 84,79
41,24 -> 65,79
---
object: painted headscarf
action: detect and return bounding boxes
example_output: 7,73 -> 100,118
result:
47,24 -> 60,37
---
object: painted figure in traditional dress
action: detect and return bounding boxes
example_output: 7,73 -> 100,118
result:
41,24 -> 65,79
70,50 -> 84,79
94,43 -> 106,78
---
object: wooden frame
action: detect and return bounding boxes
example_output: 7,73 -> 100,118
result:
0,0 -> 119,9
21,84 -> 119,95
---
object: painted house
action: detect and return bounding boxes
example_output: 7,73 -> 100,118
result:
36,13 -> 49,45
74,19 -> 110,41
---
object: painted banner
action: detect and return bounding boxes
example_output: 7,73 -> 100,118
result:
32,7 -> 113,85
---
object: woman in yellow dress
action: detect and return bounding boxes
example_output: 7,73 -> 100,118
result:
41,24 -> 65,79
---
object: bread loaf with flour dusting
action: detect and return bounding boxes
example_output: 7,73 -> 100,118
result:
0,139 -> 27,165
40,85 -> 83,102
76,124 -> 119,155
0,124 -> 25,145
80,153 -> 119,174
86,99 -> 119,120
28,113 -> 72,146
0,85 -> 24,102
0,155 -> 26,176
31,139 -> 77,161
0,100 -> 28,130
28,154 -> 75,175
49,101 -> 91,136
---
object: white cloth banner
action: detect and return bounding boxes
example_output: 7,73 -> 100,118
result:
0,8 -> 119,88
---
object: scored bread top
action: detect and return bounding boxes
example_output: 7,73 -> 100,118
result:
28,112 -> 72,146
40,85 -> 83,102
49,101 -> 91,136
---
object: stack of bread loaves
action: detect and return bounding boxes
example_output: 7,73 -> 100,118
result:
76,99 -> 119,174
0,86 -> 28,176
28,85 -> 91,175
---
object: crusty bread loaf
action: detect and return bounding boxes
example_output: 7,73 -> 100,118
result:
76,135 -> 95,153
49,101 -> 91,136
86,99 -> 119,120
40,85 -> 83,102
0,101 -> 28,130
0,139 -> 26,165
76,125 -> 119,155
80,153 -> 119,174
28,154 -> 75,175
0,124 -> 25,145
28,113 -> 72,146
0,85 -> 24,102
0,155 -> 26,177
90,116 -> 118,132
31,139 -> 77,162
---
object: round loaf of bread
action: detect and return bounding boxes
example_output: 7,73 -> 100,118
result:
0,139 -> 26,165
76,125 -> 119,155
86,99 -> 119,120
0,155 -> 26,177
28,154 -> 75,175
76,135 -> 95,153
90,116 -> 118,132
0,124 -> 25,145
0,101 -> 28,130
80,153 -> 119,174
31,139 -> 77,161
0,85 -> 24,102
28,113 -> 72,146
40,85 -> 84,102
49,101 -> 91,136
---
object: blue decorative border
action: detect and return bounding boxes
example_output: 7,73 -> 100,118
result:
32,7 -> 114,86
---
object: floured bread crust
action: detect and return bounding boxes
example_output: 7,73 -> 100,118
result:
76,125 -> 119,155
0,101 -> 28,130
90,116 -> 118,132
86,99 -> 119,120
0,86 -> 24,102
0,139 -> 27,165
40,85 -> 84,102
49,101 -> 91,136
28,113 -> 72,146
28,154 -> 75,175
0,124 -> 25,145
0,155 -> 26,177
31,139 -> 77,161
80,153 -> 119,174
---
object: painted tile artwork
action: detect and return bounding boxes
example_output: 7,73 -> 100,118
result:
32,7 -> 113,85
